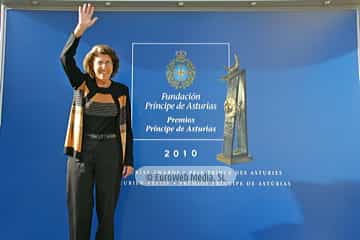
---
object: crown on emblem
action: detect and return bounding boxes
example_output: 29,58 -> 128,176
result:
175,50 -> 187,60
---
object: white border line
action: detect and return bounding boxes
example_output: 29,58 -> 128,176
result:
0,4 -> 7,128
135,138 -> 224,141
133,42 -> 230,45
131,42 -> 230,142
227,43 -> 231,68
131,42 -> 135,123
357,9 -> 360,82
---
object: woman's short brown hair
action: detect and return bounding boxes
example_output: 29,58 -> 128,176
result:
83,44 -> 120,79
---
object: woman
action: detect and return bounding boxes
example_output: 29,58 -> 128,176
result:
60,3 -> 134,240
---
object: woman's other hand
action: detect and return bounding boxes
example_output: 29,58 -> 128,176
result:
74,3 -> 98,37
122,166 -> 134,178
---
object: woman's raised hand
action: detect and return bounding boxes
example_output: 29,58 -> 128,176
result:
74,3 -> 98,37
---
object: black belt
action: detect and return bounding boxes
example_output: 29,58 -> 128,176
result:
86,134 -> 118,140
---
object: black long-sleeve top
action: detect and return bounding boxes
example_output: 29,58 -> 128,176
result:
60,33 -> 134,166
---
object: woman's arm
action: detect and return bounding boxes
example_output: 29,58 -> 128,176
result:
60,4 -> 98,89
123,87 -> 134,178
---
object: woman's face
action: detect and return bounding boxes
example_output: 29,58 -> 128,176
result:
93,54 -> 113,81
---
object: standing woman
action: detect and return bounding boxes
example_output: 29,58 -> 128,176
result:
60,3 -> 134,240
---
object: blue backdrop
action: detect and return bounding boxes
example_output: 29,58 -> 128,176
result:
0,9 -> 359,240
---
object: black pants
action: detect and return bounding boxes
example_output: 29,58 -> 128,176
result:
66,137 -> 123,240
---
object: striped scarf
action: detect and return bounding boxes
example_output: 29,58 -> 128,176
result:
64,81 -> 127,163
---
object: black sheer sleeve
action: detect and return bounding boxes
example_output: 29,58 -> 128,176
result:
60,33 -> 86,89
124,87 -> 134,166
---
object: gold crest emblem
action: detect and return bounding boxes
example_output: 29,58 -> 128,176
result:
166,50 -> 195,89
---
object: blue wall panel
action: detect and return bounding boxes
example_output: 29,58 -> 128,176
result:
0,9 -> 358,240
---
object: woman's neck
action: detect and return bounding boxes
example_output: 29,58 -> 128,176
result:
95,79 -> 111,88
